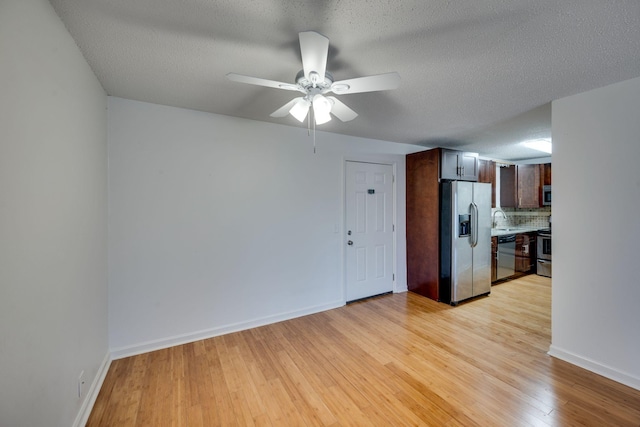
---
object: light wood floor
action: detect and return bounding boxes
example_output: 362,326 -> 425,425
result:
88,275 -> 640,426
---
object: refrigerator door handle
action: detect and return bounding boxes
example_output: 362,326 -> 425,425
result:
470,202 -> 479,248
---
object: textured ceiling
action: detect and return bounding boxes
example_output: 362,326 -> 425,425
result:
49,0 -> 640,160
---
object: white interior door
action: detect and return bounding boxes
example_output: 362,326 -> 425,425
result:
345,161 -> 394,302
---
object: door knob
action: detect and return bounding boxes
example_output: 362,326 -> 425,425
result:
347,240 -> 353,246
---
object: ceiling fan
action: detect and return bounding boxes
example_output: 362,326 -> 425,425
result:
226,31 -> 400,125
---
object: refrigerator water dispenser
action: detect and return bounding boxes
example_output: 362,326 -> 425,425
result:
459,214 -> 471,237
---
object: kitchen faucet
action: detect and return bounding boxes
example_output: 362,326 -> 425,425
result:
492,208 -> 508,228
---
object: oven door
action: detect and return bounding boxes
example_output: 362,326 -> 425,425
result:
537,234 -> 551,260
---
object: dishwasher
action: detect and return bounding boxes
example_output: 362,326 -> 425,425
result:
496,234 -> 516,280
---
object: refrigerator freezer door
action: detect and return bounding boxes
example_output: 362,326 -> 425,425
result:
451,181 -> 474,303
471,183 -> 492,297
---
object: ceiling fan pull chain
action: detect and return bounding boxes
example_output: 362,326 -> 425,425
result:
313,113 -> 316,154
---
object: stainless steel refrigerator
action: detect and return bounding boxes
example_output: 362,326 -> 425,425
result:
440,181 -> 492,305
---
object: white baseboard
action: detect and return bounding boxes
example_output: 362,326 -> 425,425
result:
548,344 -> 640,391
110,300 -> 345,360
73,352 -> 112,427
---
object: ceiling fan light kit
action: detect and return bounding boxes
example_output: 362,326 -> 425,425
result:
289,98 -> 311,122
227,31 -> 400,126
312,94 -> 332,124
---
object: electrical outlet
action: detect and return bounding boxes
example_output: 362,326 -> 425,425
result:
77,370 -> 85,399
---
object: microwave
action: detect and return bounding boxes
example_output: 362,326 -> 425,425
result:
542,185 -> 551,206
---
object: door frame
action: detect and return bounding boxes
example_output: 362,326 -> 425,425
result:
343,157 -> 399,303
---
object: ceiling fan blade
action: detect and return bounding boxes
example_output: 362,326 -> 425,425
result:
330,72 -> 400,95
299,31 -> 329,84
326,96 -> 358,122
270,98 -> 304,118
226,73 -> 303,92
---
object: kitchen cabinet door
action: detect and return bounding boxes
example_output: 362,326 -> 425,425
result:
539,163 -> 552,207
500,164 -> 540,208
541,163 -> 552,186
517,164 -> 540,208
440,149 -> 479,181
459,152 -> 479,181
439,149 -> 459,180
478,159 -> 496,207
515,233 -> 536,273
500,165 -> 517,207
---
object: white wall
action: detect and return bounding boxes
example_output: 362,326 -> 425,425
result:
551,76 -> 640,390
108,97 -> 422,356
0,0 -> 109,426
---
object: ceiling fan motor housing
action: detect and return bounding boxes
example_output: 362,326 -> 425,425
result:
295,69 -> 333,91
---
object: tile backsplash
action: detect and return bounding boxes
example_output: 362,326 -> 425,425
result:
492,207 -> 551,229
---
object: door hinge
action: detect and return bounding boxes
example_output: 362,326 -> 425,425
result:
393,274 -> 395,281
393,224 -> 395,232
392,175 -> 395,183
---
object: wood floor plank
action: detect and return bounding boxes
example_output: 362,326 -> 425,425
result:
87,276 -> 640,426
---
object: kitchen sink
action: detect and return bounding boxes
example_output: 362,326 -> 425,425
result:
492,226 -> 547,238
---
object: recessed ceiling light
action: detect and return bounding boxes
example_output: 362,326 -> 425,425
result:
522,138 -> 552,154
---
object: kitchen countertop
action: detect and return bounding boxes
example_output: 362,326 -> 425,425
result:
491,227 -> 546,237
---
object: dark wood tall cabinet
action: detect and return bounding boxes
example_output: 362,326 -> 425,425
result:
406,149 -> 441,300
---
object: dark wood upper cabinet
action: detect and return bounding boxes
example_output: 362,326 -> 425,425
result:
517,164 -> 540,208
440,149 -> 479,181
539,163 -> 552,207
541,163 -> 552,186
500,164 -> 540,208
478,159 -> 496,208
500,165 -> 516,207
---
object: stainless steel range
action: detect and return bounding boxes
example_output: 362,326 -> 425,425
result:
537,229 -> 551,277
